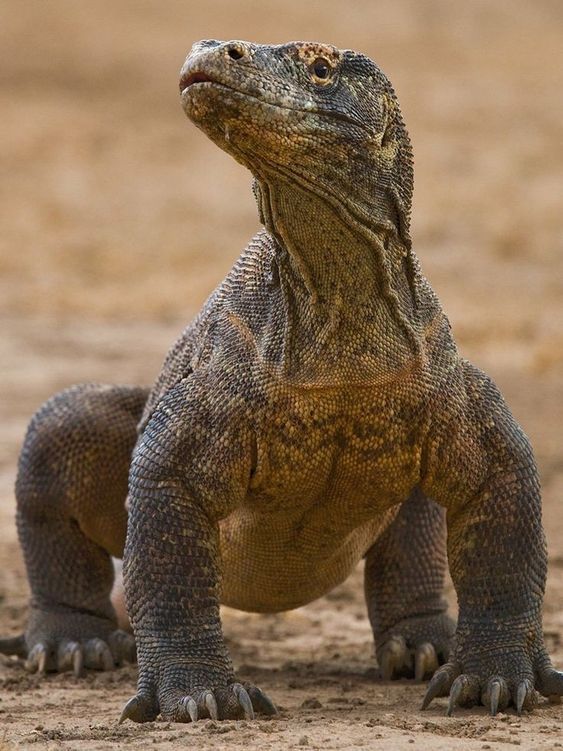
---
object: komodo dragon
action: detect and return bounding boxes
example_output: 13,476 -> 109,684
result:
1,40 -> 562,722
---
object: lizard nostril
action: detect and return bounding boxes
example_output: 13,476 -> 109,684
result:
227,45 -> 245,61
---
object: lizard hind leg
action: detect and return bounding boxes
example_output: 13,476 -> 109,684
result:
364,488 -> 456,682
3,383 -> 148,675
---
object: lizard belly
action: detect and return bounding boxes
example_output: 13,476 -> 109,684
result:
218,506 -> 394,612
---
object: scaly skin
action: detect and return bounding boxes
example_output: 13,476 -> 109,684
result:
1,40 -> 561,721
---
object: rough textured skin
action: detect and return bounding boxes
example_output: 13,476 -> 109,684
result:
2,40 -> 561,721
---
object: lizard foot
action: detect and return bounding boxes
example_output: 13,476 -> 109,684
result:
421,642 -> 563,716
120,681 -> 277,723
376,612 -> 455,682
0,608 -> 136,676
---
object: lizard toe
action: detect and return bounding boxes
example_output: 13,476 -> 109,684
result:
415,642 -> 439,682
446,673 -> 480,716
245,684 -> 279,716
83,637 -> 114,671
25,642 -> 52,675
177,696 -> 198,722
119,694 -> 159,724
536,666 -> 563,700
482,676 -> 510,717
377,635 -> 409,680
107,629 -> 136,666
421,661 -> 459,710
56,640 -> 84,676
203,691 -> 219,720
514,678 -> 538,715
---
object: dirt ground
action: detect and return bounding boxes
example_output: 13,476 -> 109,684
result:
1,1 -> 562,749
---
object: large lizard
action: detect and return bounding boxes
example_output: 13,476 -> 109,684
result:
1,40 -> 561,722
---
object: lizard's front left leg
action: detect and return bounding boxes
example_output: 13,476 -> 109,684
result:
421,362 -> 563,715
364,489 -> 455,682
120,375 -> 277,723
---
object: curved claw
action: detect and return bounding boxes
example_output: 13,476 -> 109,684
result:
515,679 -> 536,716
415,643 -> 439,683
537,667 -> 563,699
246,685 -> 278,716
180,696 -> 198,723
233,683 -> 255,720
446,676 -> 464,717
421,663 -> 459,710
489,680 -> 501,717
73,646 -> 84,677
483,677 -> 509,717
378,636 -> 408,681
204,691 -> 218,720
119,695 -> 158,724
57,640 -> 83,676
516,682 -> 526,716
119,696 -> 140,724
26,643 -> 49,675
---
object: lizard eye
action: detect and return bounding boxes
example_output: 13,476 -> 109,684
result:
310,57 -> 333,84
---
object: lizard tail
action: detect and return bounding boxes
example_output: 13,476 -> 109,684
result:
0,634 -> 27,658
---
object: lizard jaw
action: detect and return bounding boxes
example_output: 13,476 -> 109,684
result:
179,71 -> 215,95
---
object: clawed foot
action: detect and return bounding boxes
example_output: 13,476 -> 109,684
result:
24,630 -> 136,676
120,682 -> 277,723
376,613 -> 455,682
421,655 -> 563,716
0,608 -> 136,677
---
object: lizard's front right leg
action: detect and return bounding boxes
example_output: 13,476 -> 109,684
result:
121,375 -> 277,723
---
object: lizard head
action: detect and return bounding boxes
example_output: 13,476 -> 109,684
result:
180,40 -> 413,241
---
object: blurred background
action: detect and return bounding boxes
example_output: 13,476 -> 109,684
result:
0,1 -> 562,745
2,0 -> 562,551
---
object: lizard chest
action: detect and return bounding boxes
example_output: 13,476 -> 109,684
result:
218,383 -> 425,612
247,384 -> 425,516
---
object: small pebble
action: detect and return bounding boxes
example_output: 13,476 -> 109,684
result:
216,725 -> 233,734
299,736 -> 309,746
301,698 -> 322,709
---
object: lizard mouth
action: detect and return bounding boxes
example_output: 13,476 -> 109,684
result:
179,71 -> 216,94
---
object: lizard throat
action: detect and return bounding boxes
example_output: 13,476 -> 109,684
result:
255,177 -> 423,378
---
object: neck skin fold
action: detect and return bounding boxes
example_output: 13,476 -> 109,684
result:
254,176 -> 424,385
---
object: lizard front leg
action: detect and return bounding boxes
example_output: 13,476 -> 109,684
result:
364,489 -> 455,681
421,361 -> 563,715
120,374 -> 277,723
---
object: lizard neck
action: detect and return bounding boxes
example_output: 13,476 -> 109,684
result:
255,177 -> 424,385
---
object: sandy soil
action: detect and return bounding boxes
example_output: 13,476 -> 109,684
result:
1,1 -> 562,749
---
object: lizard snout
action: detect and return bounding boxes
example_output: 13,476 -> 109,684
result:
179,40 -> 251,94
